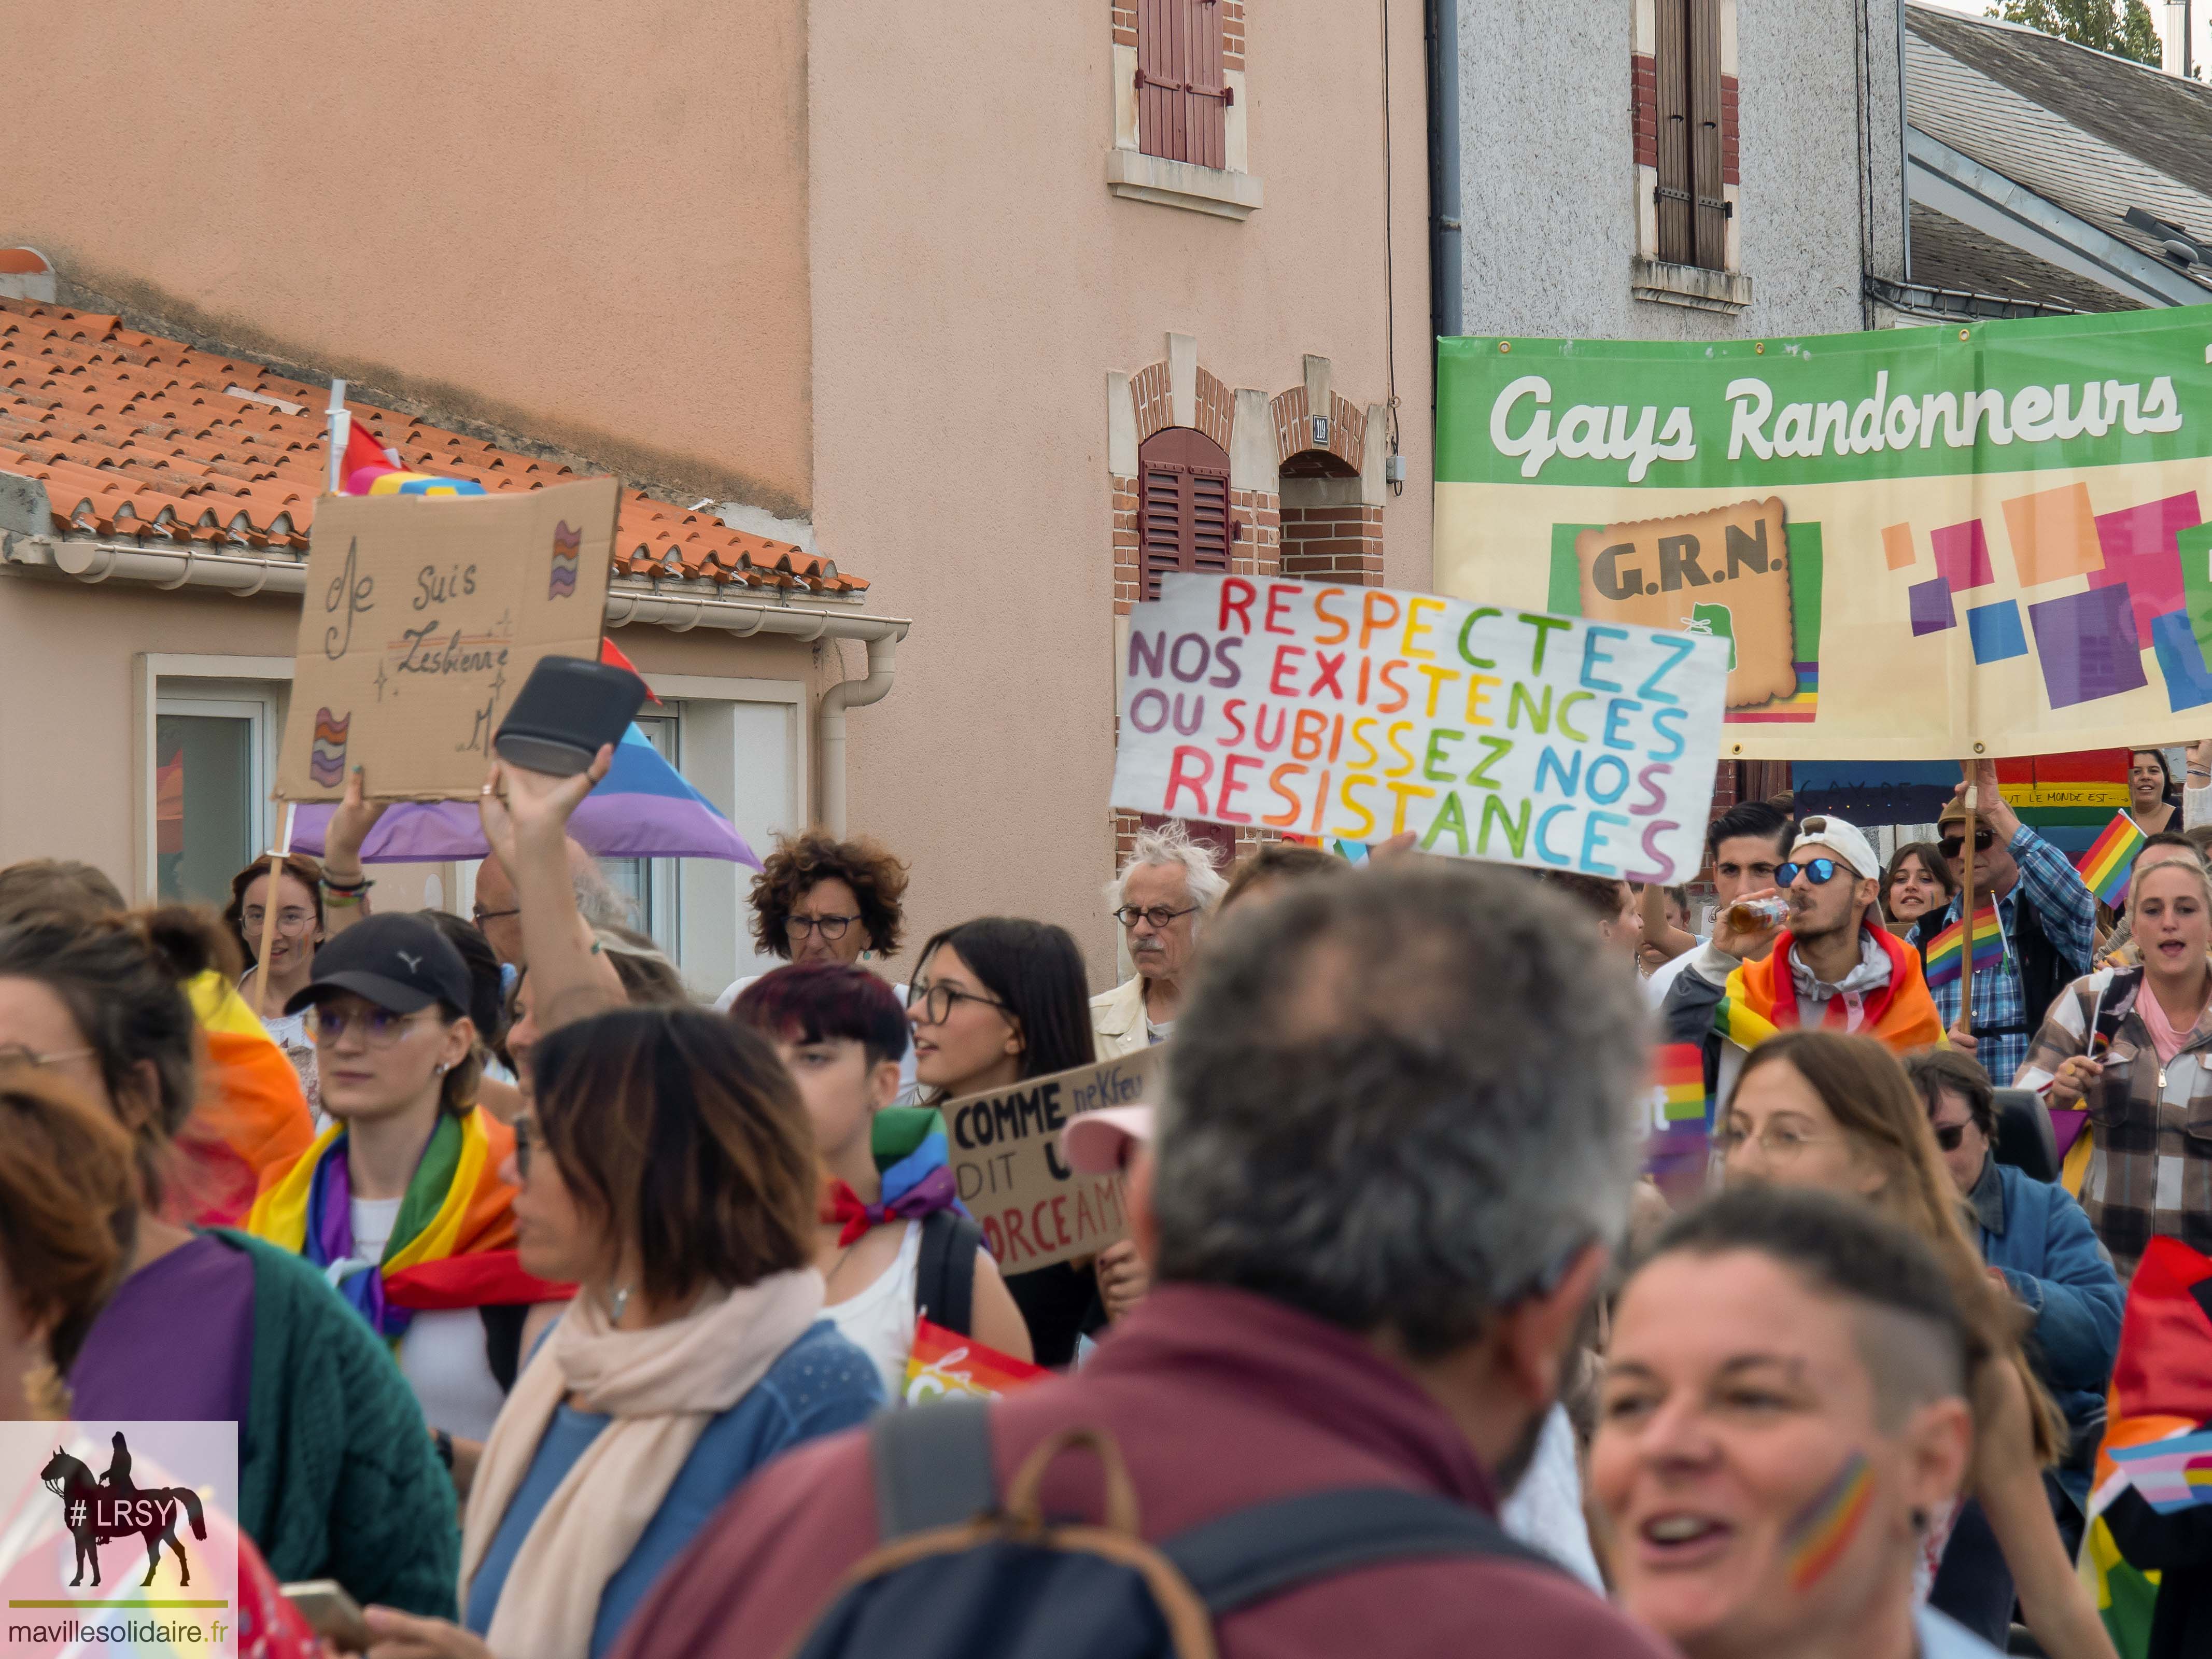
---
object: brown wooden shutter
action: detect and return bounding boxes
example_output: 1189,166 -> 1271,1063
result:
1138,0 -> 1229,167
1139,427 -> 1233,600
1688,0 -> 1727,269
1654,0 -> 1693,265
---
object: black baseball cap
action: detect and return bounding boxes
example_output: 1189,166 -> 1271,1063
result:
286,913 -> 473,1017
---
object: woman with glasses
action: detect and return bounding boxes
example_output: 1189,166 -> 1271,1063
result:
2020,853 -> 2212,1279
712,830 -> 915,1095
0,908 -> 460,1614
224,851 -> 329,1113
1717,1030 -> 2118,1659
358,1006 -> 882,1659
908,916 -> 1101,1365
247,912 -> 573,1501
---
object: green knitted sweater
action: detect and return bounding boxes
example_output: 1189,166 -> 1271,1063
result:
212,1229 -> 461,1616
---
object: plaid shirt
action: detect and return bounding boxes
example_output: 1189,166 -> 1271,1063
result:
1928,823 -> 2097,1087
2018,966 -> 2212,1278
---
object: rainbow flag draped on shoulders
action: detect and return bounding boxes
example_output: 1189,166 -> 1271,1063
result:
1718,925 -> 1945,1055
247,1106 -> 571,1337
1922,903 -> 2005,990
168,970 -> 315,1227
822,1106 -> 971,1245
2079,812 -> 2151,909
2078,1238 -> 2212,1657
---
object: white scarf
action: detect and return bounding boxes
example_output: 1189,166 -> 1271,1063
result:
459,1268 -> 825,1659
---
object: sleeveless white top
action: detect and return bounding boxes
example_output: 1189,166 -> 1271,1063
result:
826,1220 -> 922,1402
350,1196 -> 510,1441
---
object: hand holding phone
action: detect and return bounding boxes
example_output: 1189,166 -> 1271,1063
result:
281,1580 -> 371,1654
493,654 -> 647,777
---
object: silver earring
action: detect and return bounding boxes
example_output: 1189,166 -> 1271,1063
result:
433,1062 -> 447,1077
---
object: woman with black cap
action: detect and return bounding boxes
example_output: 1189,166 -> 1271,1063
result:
247,911 -> 572,1500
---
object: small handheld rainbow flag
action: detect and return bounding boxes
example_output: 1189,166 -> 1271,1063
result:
2078,812 -> 2149,908
1923,904 -> 2004,989
1652,1043 -> 1707,1126
903,1317 -> 1051,1403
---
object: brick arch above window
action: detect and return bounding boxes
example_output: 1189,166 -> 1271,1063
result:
1137,426 -> 1233,600
1267,386 -> 1365,475
1131,359 -> 1235,452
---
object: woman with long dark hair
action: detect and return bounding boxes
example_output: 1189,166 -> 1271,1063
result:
907,916 -> 1098,1363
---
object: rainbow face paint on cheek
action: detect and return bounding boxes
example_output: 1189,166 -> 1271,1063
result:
1783,1451 -> 1873,1593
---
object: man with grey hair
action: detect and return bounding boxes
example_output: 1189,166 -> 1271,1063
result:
469,835 -> 633,969
612,862 -> 1674,1659
1091,821 -> 1227,1056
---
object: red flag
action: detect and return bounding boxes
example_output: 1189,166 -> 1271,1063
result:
340,419 -> 403,492
599,636 -> 661,703
2113,1237 -> 2212,1426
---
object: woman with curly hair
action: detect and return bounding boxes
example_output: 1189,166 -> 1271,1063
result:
714,831 -> 916,1095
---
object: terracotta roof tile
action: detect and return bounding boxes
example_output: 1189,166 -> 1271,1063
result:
0,296 -> 858,595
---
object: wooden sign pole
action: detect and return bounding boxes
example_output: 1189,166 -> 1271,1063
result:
252,802 -> 298,1019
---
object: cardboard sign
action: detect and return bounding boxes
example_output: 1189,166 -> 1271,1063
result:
1109,573 -> 1730,885
945,1046 -> 1163,1275
275,476 -> 619,800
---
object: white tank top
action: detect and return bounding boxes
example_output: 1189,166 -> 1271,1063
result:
350,1197 -> 511,1441
827,1221 -> 923,1402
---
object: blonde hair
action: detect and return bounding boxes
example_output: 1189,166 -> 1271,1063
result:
1735,1031 -> 2066,1465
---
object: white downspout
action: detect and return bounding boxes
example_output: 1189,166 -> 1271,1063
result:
816,628 -> 904,835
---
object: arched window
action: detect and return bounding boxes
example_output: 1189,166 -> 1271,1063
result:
1138,427 -> 1231,601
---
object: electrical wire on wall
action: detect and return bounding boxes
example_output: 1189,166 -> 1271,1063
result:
1382,0 -> 1403,495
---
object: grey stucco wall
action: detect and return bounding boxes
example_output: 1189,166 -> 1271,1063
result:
1457,0 -> 1908,341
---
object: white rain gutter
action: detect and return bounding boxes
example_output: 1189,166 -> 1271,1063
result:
0,509 -> 910,837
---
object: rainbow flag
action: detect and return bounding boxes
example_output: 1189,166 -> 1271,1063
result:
1653,1042 -> 1706,1124
339,418 -> 485,497
1923,904 -> 2004,989
902,1317 -> 1051,1404
2076,1238 -> 2212,1657
2079,812 -> 2150,908
165,970 -> 314,1227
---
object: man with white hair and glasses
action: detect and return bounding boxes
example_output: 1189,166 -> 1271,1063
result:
1092,822 -> 1227,1056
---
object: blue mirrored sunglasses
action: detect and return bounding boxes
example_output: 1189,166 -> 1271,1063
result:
1777,858 -> 1840,887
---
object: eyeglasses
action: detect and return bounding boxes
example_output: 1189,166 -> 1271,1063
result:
785,912 -> 862,941
1776,859 -> 1840,888
306,1005 -> 437,1049
0,1043 -> 97,1071
1112,905 -> 1199,931
1713,1119 -> 1832,1160
907,982 -> 1010,1025
241,906 -> 316,937
1939,830 -> 1996,859
1931,1122 -> 1968,1152
471,905 -> 520,926
513,1112 -> 540,1179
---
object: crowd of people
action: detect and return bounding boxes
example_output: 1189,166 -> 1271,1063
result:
2,737 -> 2209,1659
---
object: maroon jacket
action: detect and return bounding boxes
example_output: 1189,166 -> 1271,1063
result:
612,1284 -> 1677,1659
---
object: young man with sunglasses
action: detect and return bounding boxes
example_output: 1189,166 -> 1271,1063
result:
1667,815 -> 1944,1106
1904,1048 -> 2121,1528
1916,762 -> 2096,1088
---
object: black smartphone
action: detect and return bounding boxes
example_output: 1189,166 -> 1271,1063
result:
494,653 -> 647,776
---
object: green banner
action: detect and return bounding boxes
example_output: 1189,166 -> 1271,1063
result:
1433,307 -> 2212,761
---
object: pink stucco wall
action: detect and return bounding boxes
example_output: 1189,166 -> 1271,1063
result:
0,0 -> 814,515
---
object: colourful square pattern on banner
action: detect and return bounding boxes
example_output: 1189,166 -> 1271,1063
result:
1932,518 -> 1995,592
2004,481 -> 2106,588
2090,492 -> 2200,649
1967,599 -> 2028,664
1910,576 -> 1955,636
2029,585 -> 2150,709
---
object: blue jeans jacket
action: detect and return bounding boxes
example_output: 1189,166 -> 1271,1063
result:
1969,1158 -> 2124,1498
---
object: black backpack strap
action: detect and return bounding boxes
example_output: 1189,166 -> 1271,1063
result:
1164,1486 -> 1565,1616
913,1210 -> 982,1336
868,1397 -> 998,1541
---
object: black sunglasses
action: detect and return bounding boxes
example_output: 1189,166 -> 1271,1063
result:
1931,1122 -> 1967,1152
1939,829 -> 1996,858
1776,859 -> 1841,888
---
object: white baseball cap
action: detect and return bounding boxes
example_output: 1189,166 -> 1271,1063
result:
1789,814 -> 1880,881
1063,1105 -> 1156,1176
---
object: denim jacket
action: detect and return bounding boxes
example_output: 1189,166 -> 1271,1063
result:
1968,1157 -> 2123,1441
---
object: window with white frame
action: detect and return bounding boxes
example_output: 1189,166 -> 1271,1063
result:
152,678 -> 284,907
600,709 -> 683,956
